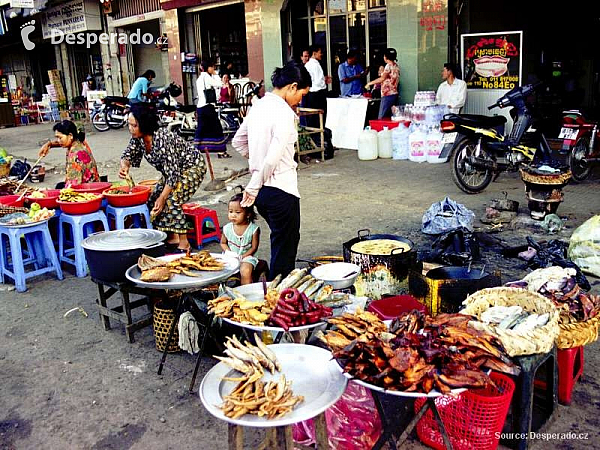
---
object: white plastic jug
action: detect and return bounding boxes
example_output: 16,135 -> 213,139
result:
426,128 -> 445,163
358,127 -> 378,160
408,127 -> 427,163
377,127 -> 393,159
392,123 -> 410,160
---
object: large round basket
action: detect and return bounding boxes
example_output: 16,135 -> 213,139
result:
557,315 -> 600,349
153,304 -> 180,353
461,287 -> 560,357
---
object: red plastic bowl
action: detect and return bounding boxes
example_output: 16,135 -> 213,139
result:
25,189 -> 61,209
70,182 -> 112,195
57,196 -> 103,215
102,185 -> 151,207
0,195 -> 25,207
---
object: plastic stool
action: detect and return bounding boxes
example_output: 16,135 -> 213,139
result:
503,348 -> 558,450
182,205 -> 221,248
105,204 -> 152,230
58,210 -> 109,277
0,222 -> 64,292
367,294 -> 428,320
557,346 -> 584,405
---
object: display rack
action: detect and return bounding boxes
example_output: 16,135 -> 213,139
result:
296,107 -> 325,161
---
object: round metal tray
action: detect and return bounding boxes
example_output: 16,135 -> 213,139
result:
200,343 -> 347,427
125,253 -> 240,289
0,216 -> 53,228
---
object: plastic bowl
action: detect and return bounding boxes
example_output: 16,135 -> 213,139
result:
57,196 -> 103,215
70,182 -> 112,195
0,194 -> 25,207
311,262 -> 361,290
25,189 -> 61,209
138,179 -> 159,188
102,185 -> 151,207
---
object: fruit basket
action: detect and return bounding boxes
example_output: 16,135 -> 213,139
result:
102,185 -> 151,207
70,182 -> 112,195
25,189 -> 61,209
57,196 -> 103,215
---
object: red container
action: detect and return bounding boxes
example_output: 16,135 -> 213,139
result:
369,119 -> 401,132
57,196 -> 103,215
367,295 -> 427,320
103,185 -> 151,207
0,194 -> 25,207
415,372 -> 515,450
24,189 -> 61,209
70,182 -> 112,195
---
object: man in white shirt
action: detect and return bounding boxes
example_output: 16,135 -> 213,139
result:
436,62 -> 467,114
304,44 -> 331,123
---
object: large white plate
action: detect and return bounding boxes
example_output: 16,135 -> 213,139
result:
218,282 -> 327,332
200,343 -> 347,427
125,252 -> 240,289
0,216 -> 53,228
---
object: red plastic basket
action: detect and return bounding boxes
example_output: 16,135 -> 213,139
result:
57,197 -> 103,215
70,182 -> 112,195
0,195 -> 25,207
415,372 -> 515,450
102,185 -> 151,207
369,119 -> 401,131
25,189 -> 61,209
367,295 -> 428,320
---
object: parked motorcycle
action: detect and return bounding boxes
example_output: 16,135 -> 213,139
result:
90,101 -> 109,132
559,109 -> 599,182
440,83 -> 555,194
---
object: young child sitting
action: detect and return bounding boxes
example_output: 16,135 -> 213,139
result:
220,193 -> 261,285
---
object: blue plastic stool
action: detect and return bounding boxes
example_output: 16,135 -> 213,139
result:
0,222 -> 64,292
58,210 -> 109,277
105,204 -> 152,230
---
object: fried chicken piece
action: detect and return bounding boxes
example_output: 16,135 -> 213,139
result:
140,267 -> 172,282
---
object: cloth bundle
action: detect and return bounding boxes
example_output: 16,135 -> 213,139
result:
178,312 -> 200,355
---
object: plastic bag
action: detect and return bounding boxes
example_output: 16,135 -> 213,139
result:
292,381 -> 382,449
421,197 -> 475,235
427,227 -> 480,266
568,215 -> 600,278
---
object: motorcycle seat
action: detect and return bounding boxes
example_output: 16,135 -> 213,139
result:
446,113 -> 506,128
177,105 -> 197,114
103,96 -> 129,105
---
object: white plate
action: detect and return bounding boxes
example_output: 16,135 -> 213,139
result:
125,253 -> 240,289
200,343 -> 347,427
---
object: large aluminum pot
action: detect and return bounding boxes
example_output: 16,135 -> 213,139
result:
342,229 -> 418,299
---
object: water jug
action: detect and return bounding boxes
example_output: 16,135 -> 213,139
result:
408,127 -> 427,163
377,127 -> 393,158
426,128 -> 445,163
392,123 -> 410,160
358,127 -> 378,160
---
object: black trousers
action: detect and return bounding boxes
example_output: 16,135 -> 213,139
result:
255,186 -> 300,280
304,89 -> 327,129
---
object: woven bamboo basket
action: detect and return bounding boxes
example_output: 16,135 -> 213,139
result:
557,315 -> 600,349
0,205 -> 28,218
153,304 -> 180,353
461,287 -> 560,357
0,163 -> 10,178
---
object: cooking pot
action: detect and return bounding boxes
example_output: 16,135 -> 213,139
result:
409,266 -> 501,316
82,229 -> 167,282
343,229 -> 418,299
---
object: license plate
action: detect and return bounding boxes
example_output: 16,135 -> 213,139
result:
442,132 -> 457,144
558,127 -> 578,140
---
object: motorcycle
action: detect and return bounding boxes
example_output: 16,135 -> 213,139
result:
559,109 -> 599,182
440,83 -> 555,194
90,100 -> 109,132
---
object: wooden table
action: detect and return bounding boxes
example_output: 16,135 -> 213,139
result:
296,107 -> 325,161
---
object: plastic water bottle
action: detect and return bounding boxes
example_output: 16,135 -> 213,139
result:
408,126 -> 427,163
377,127 -> 393,158
392,123 -> 410,160
426,127 -> 445,163
358,126 -> 378,160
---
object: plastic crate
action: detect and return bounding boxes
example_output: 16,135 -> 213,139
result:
369,119 -> 401,131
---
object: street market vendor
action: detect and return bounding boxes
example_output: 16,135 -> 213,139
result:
119,107 -> 207,252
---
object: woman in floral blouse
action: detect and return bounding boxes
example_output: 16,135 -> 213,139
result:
119,107 -> 207,251
38,120 -> 100,186
365,48 -> 400,119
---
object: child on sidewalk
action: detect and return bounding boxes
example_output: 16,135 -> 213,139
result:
220,193 -> 261,285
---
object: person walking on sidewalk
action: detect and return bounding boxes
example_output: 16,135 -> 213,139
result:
232,60 -> 312,279
365,48 -> 399,118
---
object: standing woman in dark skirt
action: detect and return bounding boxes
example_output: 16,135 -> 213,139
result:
232,60 -> 311,279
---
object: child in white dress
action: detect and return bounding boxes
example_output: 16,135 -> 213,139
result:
220,193 -> 261,285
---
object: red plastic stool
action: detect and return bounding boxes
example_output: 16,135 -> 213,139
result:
367,294 -> 428,321
182,204 -> 221,248
557,346 -> 584,405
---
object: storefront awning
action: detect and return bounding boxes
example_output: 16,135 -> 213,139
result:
161,0 -> 239,11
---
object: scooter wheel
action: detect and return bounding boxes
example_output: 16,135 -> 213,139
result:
450,137 -> 493,194
569,136 -> 592,183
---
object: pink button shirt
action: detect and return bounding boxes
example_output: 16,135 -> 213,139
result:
232,92 -> 300,198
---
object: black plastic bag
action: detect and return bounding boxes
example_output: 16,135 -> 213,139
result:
9,159 -> 31,180
426,227 -> 481,266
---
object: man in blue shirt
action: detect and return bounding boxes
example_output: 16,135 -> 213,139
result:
127,70 -> 156,104
338,50 -> 368,97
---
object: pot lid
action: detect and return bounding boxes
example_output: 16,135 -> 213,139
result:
82,229 -> 167,251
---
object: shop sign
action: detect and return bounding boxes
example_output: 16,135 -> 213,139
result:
10,0 -> 35,8
40,0 -> 101,40
461,31 -> 522,90
0,75 -> 9,103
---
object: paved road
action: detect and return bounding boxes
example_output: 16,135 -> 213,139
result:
1,121 -> 599,449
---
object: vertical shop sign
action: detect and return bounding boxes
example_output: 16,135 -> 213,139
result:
0,75 -> 10,103
461,31 -> 522,90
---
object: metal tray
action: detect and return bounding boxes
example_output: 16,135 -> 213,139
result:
0,216 -> 53,228
200,343 -> 347,427
125,253 -> 239,289
340,372 -> 466,398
